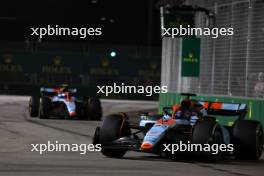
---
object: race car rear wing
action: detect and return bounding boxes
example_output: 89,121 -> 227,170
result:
199,101 -> 247,118
40,87 -> 77,96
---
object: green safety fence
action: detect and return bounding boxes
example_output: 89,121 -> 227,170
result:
159,92 -> 264,127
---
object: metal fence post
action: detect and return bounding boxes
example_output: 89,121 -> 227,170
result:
210,2 -> 218,95
227,3 -> 234,96
245,0 -> 253,97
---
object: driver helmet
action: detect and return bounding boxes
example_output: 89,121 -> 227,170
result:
181,99 -> 191,110
60,84 -> 69,93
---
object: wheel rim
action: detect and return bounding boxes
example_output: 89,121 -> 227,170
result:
211,127 -> 223,160
213,130 -> 222,145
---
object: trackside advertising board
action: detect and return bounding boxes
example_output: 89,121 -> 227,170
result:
181,37 -> 201,77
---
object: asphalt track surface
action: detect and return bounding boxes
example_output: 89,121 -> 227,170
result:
0,96 -> 263,176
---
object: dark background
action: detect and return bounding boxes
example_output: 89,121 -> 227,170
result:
0,0 -> 161,46
0,0 -> 162,100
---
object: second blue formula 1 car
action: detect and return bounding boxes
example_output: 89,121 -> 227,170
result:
29,85 -> 102,120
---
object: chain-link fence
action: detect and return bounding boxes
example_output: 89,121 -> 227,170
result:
197,0 -> 264,98
164,0 -> 264,99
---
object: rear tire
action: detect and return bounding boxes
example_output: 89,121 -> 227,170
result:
39,97 -> 51,119
87,97 -> 102,120
192,119 -> 223,162
99,113 -> 130,158
233,120 -> 263,160
29,96 -> 39,117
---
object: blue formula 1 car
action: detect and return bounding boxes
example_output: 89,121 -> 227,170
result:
93,94 -> 263,161
29,86 -> 102,120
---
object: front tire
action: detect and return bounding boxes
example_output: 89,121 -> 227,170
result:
233,120 -> 263,160
192,119 -> 223,162
99,113 -> 131,158
39,97 -> 51,119
29,96 -> 39,117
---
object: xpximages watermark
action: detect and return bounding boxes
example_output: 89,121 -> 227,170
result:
30,141 -> 101,155
30,25 -> 102,39
162,25 -> 234,38
163,141 -> 234,155
97,83 -> 168,97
